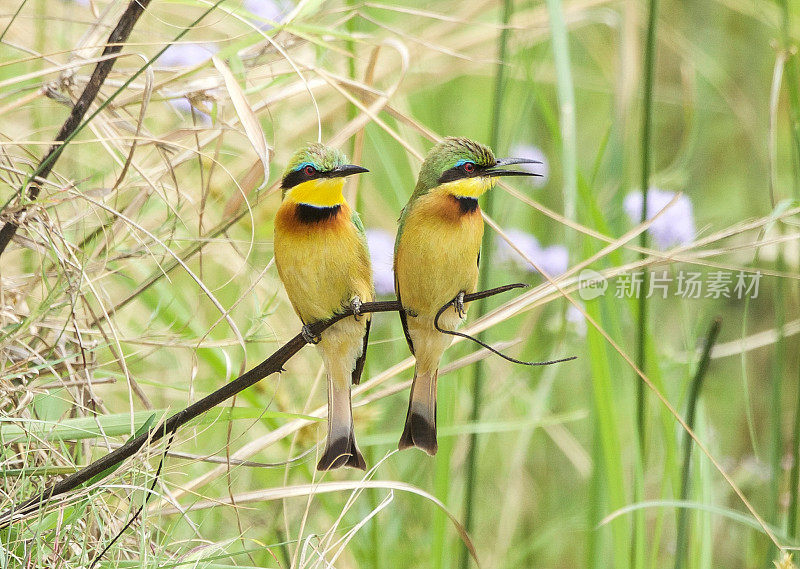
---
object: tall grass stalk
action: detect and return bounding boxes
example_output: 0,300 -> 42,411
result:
674,318 -> 722,569
574,171 -> 634,566
632,4 -> 659,566
545,0 -> 577,227
777,0 -> 800,193
769,251 -> 787,565
789,276 -> 800,539
778,0 -> 800,540
637,0 -> 659,457
433,378 -> 456,569
460,1 -> 513,567
634,1 -> 660,567
585,298 -> 630,569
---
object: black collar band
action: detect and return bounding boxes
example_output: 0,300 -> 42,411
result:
451,195 -> 479,214
295,203 -> 341,223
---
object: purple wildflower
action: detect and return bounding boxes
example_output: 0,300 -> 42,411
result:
167,97 -> 211,123
495,228 -> 540,265
623,188 -> 696,249
509,143 -> 549,187
158,43 -> 216,68
536,244 -> 569,277
495,229 -> 569,277
157,43 -> 216,120
566,304 -> 587,336
366,229 -> 395,296
244,0 -> 293,28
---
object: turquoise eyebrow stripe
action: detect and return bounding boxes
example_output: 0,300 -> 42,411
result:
454,159 -> 470,167
294,161 -> 315,171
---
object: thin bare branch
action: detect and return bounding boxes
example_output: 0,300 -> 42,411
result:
0,283 -> 528,528
0,0 -> 154,255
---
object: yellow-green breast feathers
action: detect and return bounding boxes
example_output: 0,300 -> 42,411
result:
275,202 -> 373,323
274,143 -> 373,323
394,137 -> 496,316
394,188 -> 483,318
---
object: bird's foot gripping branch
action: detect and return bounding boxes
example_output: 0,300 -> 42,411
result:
0,282 -> 575,528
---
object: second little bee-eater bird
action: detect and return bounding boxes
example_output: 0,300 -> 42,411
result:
394,137 -> 541,455
273,143 -> 373,471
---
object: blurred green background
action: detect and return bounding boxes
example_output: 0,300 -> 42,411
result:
1,0 -> 799,567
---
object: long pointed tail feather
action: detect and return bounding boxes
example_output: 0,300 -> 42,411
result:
318,372 -> 366,471
398,368 -> 438,455
317,428 -> 366,471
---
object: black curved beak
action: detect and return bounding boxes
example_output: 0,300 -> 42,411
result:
484,157 -> 542,178
328,164 -> 370,178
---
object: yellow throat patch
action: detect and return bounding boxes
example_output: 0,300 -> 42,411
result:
437,176 -> 495,198
286,177 -> 346,207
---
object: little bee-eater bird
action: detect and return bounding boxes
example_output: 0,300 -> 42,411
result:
394,137 -> 541,455
273,143 -> 373,471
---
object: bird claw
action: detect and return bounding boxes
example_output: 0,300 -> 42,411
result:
454,291 -> 466,319
350,296 -> 363,321
302,324 -> 321,345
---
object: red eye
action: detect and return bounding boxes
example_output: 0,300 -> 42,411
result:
304,165 -> 316,176
463,162 -> 475,173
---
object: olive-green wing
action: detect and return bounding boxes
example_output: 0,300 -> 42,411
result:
393,204 -> 415,354
394,262 -> 415,357
350,208 -> 373,384
350,208 -> 366,237
396,284 -> 414,355
351,318 -> 371,385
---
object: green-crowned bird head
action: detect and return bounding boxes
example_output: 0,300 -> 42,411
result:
413,137 -> 542,199
280,143 -> 368,205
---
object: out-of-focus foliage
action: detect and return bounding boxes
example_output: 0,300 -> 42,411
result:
1,1 -> 799,568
